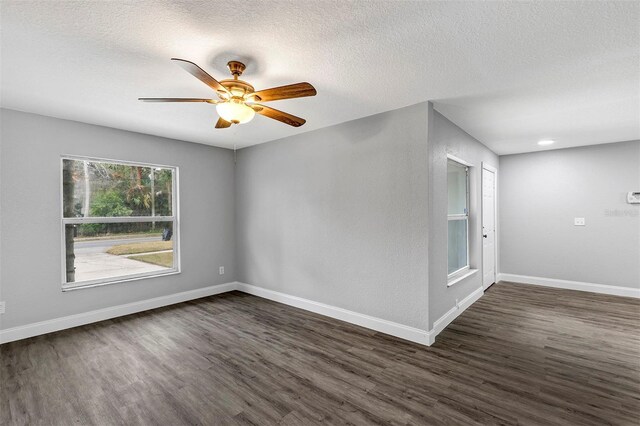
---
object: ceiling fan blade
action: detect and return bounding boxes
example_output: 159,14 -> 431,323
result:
138,98 -> 219,103
215,118 -> 232,129
252,82 -> 317,102
171,58 -> 230,95
251,104 -> 306,127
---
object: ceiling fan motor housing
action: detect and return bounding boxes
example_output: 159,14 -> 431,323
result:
219,79 -> 255,98
219,61 -> 259,99
227,60 -> 246,77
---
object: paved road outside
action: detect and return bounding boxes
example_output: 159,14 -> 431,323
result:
75,236 -> 162,254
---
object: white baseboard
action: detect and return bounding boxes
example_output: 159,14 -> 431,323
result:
428,286 -> 484,345
236,283 -> 432,346
498,273 -> 640,299
0,282 -> 239,344
2,281 -> 489,348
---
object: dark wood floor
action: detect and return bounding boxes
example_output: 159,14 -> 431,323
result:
1,282 -> 639,425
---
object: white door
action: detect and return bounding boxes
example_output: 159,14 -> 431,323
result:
482,166 -> 497,289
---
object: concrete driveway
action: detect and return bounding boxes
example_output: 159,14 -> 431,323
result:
74,252 -> 169,281
72,235 -> 169,282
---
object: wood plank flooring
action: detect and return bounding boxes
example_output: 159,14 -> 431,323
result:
1,282 -> 639,425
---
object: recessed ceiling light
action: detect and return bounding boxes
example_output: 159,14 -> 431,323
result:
538,139 -> 555,146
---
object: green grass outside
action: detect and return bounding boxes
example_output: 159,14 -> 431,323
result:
106,241 -> 172,255
75,232 -> 163,242
129,252 -> 174,268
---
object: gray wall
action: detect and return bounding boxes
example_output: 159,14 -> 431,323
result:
0,109 -> 236,330
3,104 -> 633,338
236,103 -> 430,330
500,141 -> 640,288
428,107 -> 499,328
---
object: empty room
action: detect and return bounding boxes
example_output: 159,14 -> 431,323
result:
1,1 -> 639,425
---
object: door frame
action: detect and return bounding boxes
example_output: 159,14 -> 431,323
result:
481,162 -> 498,290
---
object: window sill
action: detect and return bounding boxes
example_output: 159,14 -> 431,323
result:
62,269 -> 181,292
447,269 -> 478,287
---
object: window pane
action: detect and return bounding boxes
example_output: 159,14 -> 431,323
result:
447,160 -> 467,215
62,159 -> 173,217
448,219 -> 468,274
64,221 -> 175,284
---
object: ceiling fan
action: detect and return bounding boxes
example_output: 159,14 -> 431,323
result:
139,59 -> 317,129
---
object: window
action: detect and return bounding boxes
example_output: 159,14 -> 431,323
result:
447,157 -> 469,278
61,156 -> 179,290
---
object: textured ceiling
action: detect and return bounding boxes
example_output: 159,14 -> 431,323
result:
1,1 -> 638,154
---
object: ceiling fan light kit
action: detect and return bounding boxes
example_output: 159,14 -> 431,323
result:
139,59 -> 317,129
216,99 -> 255,124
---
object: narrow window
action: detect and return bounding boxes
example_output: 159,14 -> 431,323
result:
61,157 -> 179,290
447,158 -> 469,278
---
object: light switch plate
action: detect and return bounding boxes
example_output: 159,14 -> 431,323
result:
0,301 -> 5,314
574,217 -> 585,226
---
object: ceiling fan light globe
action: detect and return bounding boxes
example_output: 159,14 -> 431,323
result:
216,100 -> 255,124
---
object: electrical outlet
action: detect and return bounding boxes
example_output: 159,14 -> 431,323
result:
574,217 -> 585,226
219,266 -> 224,275
455,298 -> 460,308
0,301 -> 5,314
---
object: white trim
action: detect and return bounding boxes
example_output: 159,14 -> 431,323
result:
447,157 -> 471,280
498,273 -> 640,299
0,282 -> 238,344
61,269 -> 180,291
429,286 -> 484,344
2,281 -> 490,348
447,214 -> 467,220
173,165 -> 181,275
446,153 -> 474,168
481,162 -> 498,290
481,162 -> 498,174
447,268 -> 478,287
61,154 -> 178,170
236,283 -> 432,346
63,216 -> 176,224
59,155 -> 181,290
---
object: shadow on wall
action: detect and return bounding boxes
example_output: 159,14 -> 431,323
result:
334,106 -> 392,145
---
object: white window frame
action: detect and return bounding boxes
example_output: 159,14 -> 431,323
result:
447,154 -> 471,281
60,155 -> 180,291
